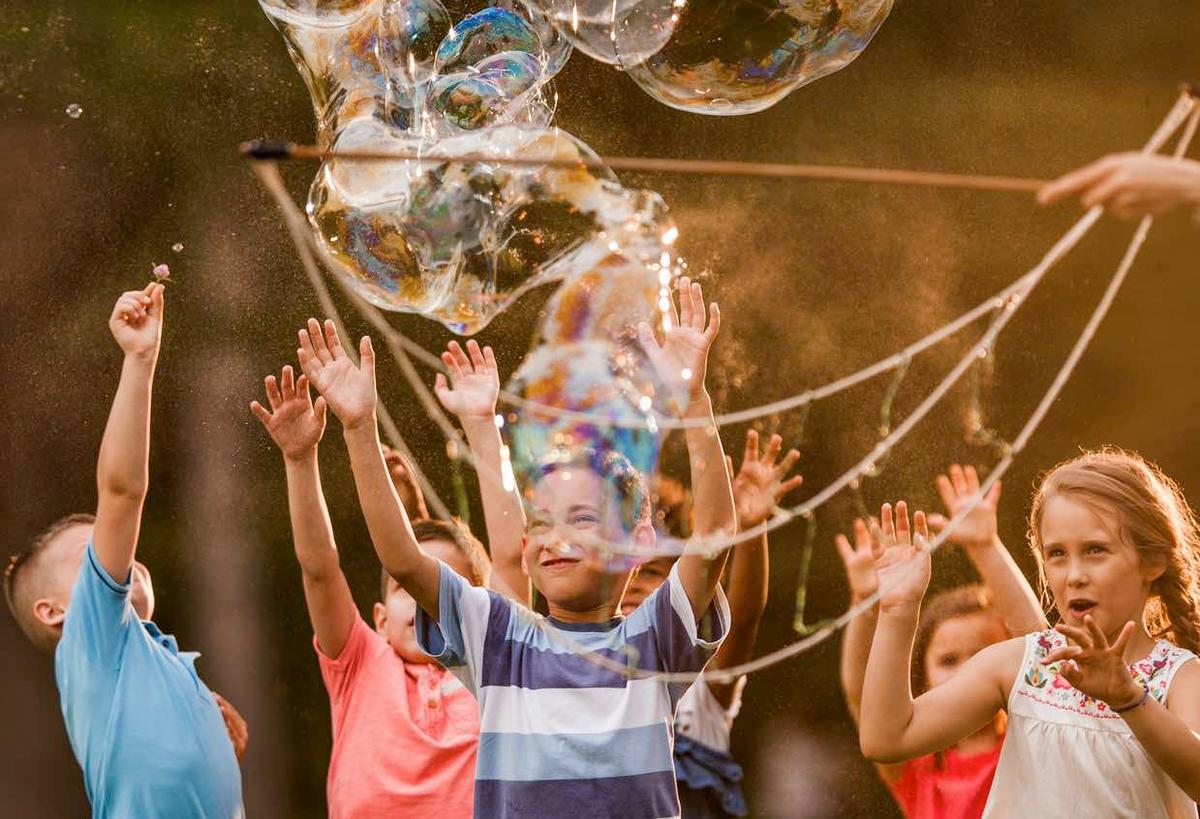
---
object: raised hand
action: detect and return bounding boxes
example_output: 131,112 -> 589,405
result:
250,365 -> 327,461
928,464 -> 1001,551
382,443 -> 429,518
213,692 -> 249,763
1042,616 -> 1144,709
873,501 -> 932,614
434,339 -> 499,421
636,276 -> 720,405
836,518 -> 881,603
729,430 -> 802,529
109,282 -> 165,359
1038,153 -> 1200,219
296,319 -> 376,430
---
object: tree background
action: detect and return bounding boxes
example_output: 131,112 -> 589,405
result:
2,2 -> 1199,815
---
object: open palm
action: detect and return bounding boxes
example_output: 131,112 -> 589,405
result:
250,365 -> 327,460
296,318 -> 376,430
730,430 -> 803,529
929,464 -> 1001,550
637,276 -> 720,404
873,501 -> 932,612
434,339 -> 499,420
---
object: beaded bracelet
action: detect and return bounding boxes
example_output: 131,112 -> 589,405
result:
1113,686 -> 1150,714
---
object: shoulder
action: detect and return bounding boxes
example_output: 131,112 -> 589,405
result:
1164,650 -> 1200,713
969,634 -> 1028,696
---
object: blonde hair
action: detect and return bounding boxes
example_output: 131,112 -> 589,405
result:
1028,448 -> 1200,653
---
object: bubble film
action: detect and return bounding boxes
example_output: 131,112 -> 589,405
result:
261,0 -> 676,333
624,0 -> 893,115
520,0 -> 678,66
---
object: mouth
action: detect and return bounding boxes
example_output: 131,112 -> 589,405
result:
539,556 -> 581,571
1067,599 -> 1097,618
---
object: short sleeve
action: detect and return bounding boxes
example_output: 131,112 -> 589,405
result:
59,539 -> 137,671
649,563 -> 729,698
315,613 -> 376,705
414,561 -> 495,694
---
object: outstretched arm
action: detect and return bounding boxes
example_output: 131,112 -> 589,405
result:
928,465 -> 1046,635
706,431 -> 802,706
859,502 -> 1015,763
639,277 -> 734,620
251,364 -> 357,658
434,340 -> 529,604
296,319 -> 442,617
837,518 -> 882,724
93,283 -> 164,584
1038,153 -> 1200,219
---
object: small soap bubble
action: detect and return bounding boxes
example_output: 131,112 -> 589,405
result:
65,103 -> 83,119
171,242 -> 184,253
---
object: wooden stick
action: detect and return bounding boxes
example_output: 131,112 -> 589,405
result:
241,139 -> 1046,194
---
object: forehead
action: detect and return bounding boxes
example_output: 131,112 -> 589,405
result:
419,537 -> 471,574
530,466 -> 606,511
1040,494 -> 1118,542
928,611 -> 1005,649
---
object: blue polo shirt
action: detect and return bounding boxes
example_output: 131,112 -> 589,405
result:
55,540 -> 243,818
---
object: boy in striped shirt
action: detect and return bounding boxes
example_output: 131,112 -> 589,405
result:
297,277 -> 735,818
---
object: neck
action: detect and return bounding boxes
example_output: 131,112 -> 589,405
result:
1121,620 -> 1161,663
546,600 -> 619,624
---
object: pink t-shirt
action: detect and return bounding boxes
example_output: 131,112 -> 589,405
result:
889,741 -> 1003,819
317,614 -> 478,818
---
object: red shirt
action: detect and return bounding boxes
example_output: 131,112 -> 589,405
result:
317,615 -> 478,819
889,741 -> 1003,819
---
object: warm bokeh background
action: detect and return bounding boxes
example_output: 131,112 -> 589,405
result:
3,2 -> 1199,816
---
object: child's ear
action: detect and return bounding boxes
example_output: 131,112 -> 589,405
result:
372,602 -> 388,634
520,536 -> 531,578
1142,552 -> 1169,585
33,598 -> 66,629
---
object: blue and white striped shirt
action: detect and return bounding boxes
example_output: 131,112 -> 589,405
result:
416,561 -> 729,819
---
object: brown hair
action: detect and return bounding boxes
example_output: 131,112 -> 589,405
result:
1028,448 -> 1200,653
5,513 -> 96,653
912,584 -> 1001,694
379,517 -> 490,599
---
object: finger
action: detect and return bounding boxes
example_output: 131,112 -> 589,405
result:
442,350 -> 463,380
704,302 -> 721,343
264,375 -> 282,410
1055,622 -> 1094,650
636,321 -> 661,353
880,503 -> 894,542
895,501 -> 911,545
852,518 -> 872,551
323,320 -> 346,360
1041,646 -> 1084,665
964,465 -> 981,494
913,510 -> 929,543
1083,615 -> 1109,650
434,372 -> 450,400
298,325 -> 320,370
281,365 -> 295,401
690,281 -> 706,330
313,395 -> 328,425
762,433 -> 783,466
466,339 -> 487,371
249,401 -> 272,426
777,474 -> 804,499
1111,621 -> 1136,655
359,336 -> 375,379
935,474 -> 956,510
949,464 -> 967,497
146,283 -> 165,318
482,345 -> 498,374
743,429 -> 759,467
296,374 -> 313,407
307,318 -> 332,363
986,480 -> 1002,506
677,276 -> 694,328
835,534 -> 855,568
447,340 -> 471,372
1081,171 -> 1127,210
1059,661 -> 1082,688
866,518 -> 885,559
927,513 -> 947,534
1037,157 -> 1119,205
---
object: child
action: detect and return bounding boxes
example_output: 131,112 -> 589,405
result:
860,451 -> 1200,817
296,276 -> 736,818
619,429 -> 802,818
249,365 -> 487,817
3,283 -> 244,817
838,465 -> 1045,818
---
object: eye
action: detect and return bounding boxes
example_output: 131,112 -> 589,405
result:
938,653 -> 959,667
1086,544 -> 1108,556
1045,547 -> 1065,559
570,512 -> 600,526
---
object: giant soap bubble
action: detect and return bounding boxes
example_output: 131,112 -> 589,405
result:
260,0 -> 669,333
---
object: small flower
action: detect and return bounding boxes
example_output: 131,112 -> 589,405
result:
152,263 -> 171,283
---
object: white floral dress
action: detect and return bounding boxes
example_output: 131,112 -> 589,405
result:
984,629 -> 1197,818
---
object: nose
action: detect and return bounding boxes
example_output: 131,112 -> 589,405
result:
1065,557 -> 1089,588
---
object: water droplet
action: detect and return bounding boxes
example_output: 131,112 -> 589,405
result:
65,103 -> 83,119
171,242 -> 184,253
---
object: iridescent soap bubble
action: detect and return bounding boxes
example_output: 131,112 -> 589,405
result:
434,7 -> 542,74
376,0 -> 452,87
625,0 -> 892,115
520,0 -> 677,66
65,103 -> 83,118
